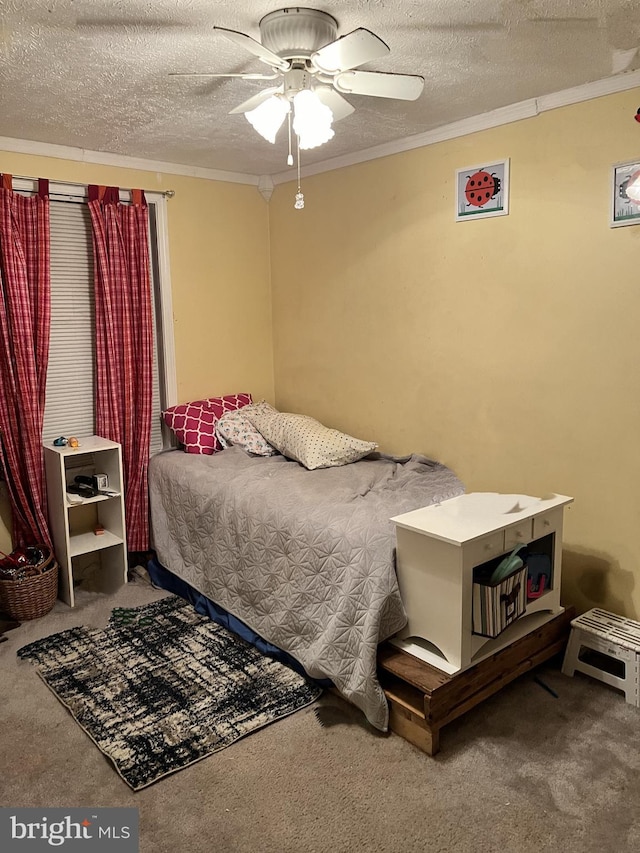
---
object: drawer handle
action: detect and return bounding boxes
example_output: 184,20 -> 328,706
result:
505,533 -> 524,543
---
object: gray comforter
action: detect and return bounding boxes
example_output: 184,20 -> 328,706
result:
149,447 -> 464,731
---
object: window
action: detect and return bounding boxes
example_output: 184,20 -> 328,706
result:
14,179 -> 176,454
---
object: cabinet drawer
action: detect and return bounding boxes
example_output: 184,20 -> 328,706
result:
466,531 -> 505,567
532,508 -> 561,541
504,519 -> 533,551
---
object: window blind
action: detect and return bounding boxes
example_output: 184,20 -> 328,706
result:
43,199 -> 164,455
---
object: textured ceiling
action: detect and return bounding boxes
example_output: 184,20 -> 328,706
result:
1,0 -> 639,178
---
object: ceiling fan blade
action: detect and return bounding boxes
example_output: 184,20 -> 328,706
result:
214,27 -> 290,71
334,70 -> 424,101
170,72 -> 279,80
313,88 -> 355,121
229,86 -> 283,115
311,28 -> 389,74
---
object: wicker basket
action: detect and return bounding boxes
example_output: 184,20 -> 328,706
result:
0,547 -> 59,621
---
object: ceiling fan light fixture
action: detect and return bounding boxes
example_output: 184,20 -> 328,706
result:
292,89 -> 334,149
245,94 -> 290,143
203,7 -> 424,207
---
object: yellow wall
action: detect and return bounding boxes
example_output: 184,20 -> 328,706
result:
0,150 -> 274,546
269,88 -> 640,619
2,89 -> 639,620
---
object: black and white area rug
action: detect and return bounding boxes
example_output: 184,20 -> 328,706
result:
18,596 -> 322,790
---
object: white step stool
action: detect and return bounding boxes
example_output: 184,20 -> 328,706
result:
562,608 -> 640,705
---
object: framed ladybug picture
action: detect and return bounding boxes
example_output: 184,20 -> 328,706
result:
455,159 -> 510,221
611,160 -> 640,227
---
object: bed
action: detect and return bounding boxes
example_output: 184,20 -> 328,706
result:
148,445 -> 464,731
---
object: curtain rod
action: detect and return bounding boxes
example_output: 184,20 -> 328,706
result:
10,175 -> 175,200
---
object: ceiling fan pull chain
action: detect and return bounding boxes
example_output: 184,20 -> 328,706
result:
287,112 -> 294,167
294,135 -> 304,210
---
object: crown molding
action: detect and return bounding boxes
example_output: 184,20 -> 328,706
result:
535,69 -> 640,111
2,69 -> 639,193
271,69 -> 640,186
257,175 -> 275,202
0,135 -> 258,186
271,99 -> 539,184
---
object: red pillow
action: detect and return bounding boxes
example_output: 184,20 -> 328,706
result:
162,393 -> 252,454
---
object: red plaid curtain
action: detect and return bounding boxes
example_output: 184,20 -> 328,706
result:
88,185 -> 154,551
0,175 -> 52,547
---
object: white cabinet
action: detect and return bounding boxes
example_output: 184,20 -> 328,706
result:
390,492 -> 573,674
44,436 -> 127,607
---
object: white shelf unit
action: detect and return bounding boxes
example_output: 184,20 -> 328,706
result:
44,436 -> 127,607
390,492 -> 574,674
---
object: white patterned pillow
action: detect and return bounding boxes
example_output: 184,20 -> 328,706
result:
215,403 -> 277,457
245,408 -> 377,470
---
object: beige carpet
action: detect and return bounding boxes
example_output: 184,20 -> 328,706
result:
2,577 -> 640,853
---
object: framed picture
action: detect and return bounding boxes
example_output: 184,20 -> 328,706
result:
455,159 -> 509,221
611,160 -> 640,227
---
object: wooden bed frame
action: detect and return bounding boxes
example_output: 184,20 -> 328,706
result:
377,607 -> 574,755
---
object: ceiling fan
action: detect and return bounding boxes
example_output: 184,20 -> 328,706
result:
170,7 -> 425,152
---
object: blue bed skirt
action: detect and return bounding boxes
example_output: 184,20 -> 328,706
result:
147,557 -> 332,687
